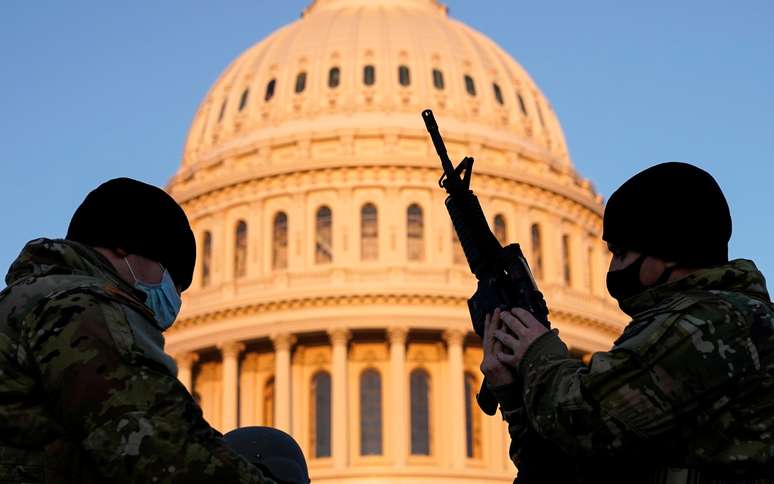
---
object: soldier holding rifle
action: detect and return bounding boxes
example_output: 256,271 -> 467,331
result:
423,110 -> 774,483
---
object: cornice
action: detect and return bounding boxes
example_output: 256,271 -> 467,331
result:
169,292 -> 622,339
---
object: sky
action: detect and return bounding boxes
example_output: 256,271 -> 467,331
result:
1,0 -> 772,283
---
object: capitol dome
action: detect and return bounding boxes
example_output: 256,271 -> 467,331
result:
166,1 -> 627,482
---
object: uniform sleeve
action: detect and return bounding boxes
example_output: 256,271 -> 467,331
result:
23,289 -> 276,484
518,303 -> 760,457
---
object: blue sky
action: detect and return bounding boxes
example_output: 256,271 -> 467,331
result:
1,1 -> 772,283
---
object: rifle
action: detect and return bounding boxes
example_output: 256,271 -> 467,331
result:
421,109 -> 551,415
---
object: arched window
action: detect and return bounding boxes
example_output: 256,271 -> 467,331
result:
432,69 -> 444,90
452,225 -> 465,265
493,83 -> 504,105
328,66 -> 340,88
530,223 -> 543,280
464,75 -> 476,96
272,212 -> 288,270
587,245 -> 595,292
517,92 -> 528,116
238,88 -> 250,111
410,369 -> 431,455
464,373 -> 482,458
311,371 -> 332,458
316,206 -> 333,264
263,377 -> 275,427
217,100 -> 227,122
363,65 -> 375,86
265,79 -> 276,101
234,221 -> 248,279
360,369 -> 382,455
361,203 -> 378,261
494,214 -> 507,245
563,234 -> 572,286
295,71 -> 307,93
407,204 -> 424,261
202,231 -> 212,287
398,65 -> 411,86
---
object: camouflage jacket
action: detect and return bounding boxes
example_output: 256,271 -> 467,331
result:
509,259 -> 774,483
0,238 -> 275,484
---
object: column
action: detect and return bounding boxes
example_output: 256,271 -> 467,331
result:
328,328 -> 351,469
175,351 -> 199,393
388,327 -> 408,466
445,328 -> 467,468
220,341 -> 245,431
272,333 -> 295,433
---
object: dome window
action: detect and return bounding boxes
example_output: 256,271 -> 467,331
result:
238,88 -> 250,112
217,100 -> 227,122
464,75 -> 476,96
465,373 -> 483,458
517,92 -> 528,116
311,371 -> 332,458
410,369 -> 431,456
363,65 -> 376,86
295,71 -> 307,94
265,79 -> 276,101
407,204 -> 425,261
201,231 -> 212,287
315,206 -> 333,264
360,369 -> 383,455
398,65 -> 411,86
234,220 -> 248,278
361,203 -> 378,261
562,234 -> 572,286
272,212 -> 288,270
536,101 -> 546,127
494,214 -> 507,245
328,67 -> 340,88
493,83 -> 504,105
432,69 -> 445,90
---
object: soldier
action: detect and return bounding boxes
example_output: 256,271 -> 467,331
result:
481,162 -> 774,483
0,178 -> 275,483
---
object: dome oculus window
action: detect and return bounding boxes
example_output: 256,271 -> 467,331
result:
464,75 -> 476,96
517,92 -> 528,116
432,69 -> 444,90
398,65 -> 410,86
328,67 -> 340,88
295,71 -> 307,94
493,83 -> 504,105
363,65 -> 375,86
217,100 -> 227,122
265,79 -> 276,101
238,88 -> 250,112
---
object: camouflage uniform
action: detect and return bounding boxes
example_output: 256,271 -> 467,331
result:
505,259 -> 774,483
0,238 -> 275,483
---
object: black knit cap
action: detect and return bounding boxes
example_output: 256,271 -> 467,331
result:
602,162 -> 732,266
66,177 -> 196,291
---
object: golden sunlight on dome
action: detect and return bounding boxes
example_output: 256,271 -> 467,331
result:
166,1 -> 626,482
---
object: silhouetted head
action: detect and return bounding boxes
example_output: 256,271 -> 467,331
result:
602,162 -> 731,301
223,426 -> 310,484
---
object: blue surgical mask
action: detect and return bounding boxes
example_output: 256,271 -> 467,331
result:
124,258 -> 182,330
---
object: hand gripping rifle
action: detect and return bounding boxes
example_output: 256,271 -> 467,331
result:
421,109 -> 551,415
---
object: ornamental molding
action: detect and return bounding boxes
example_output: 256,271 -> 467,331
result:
169,292 -> 622,339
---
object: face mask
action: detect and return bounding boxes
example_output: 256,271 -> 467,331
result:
606,254 -> 677,302
124,258 -> 182,330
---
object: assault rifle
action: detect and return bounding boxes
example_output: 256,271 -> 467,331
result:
421,109 -> 551,415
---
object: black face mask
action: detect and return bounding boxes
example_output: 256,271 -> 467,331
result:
606,254 -> 676,302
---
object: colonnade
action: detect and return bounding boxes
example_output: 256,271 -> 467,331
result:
175,326 -> 475,467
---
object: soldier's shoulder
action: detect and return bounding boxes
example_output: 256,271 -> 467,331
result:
616,291 -> 742,351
